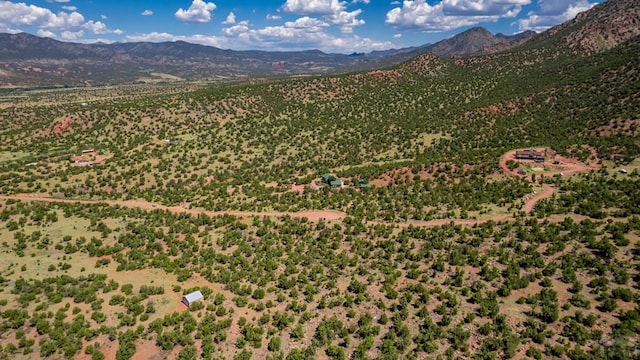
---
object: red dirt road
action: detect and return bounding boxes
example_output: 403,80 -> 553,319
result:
524,185 -> 554,213
0,194 -> 344,222
0,184 -> 552,229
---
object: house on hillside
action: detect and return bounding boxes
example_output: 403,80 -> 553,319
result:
514,149 -> 544,162
182,291 -> 204,307
358,178 -> 371,189
320,173 -> 343,188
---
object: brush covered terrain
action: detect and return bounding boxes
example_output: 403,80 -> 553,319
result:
0,1 -> 639,359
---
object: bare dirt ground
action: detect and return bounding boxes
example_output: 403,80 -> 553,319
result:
369,163 -> 473,188
52,116 -> 73,136
594,118 -> 640,137
369,167 -> 432,187
499,147 -> 600,178
131,339 -> 165,360
290,183 -> 306,193
70,152 -> 114,166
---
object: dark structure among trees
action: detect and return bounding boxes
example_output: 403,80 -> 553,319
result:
514,150 -> 544,162
321,173 -> 343,188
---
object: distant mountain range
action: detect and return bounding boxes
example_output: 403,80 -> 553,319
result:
425,27 -> 536,57
0,26 -> 536,88
0,0 -> 637,88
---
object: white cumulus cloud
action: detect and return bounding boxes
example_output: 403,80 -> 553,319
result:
222,11 -> 235,25
285,16 -> 329,30
0,25 -> 21,33
129,16 -> 393,54
126,32 -> 227,48
282,0 -> 365,33
517,0 -> 597,32
61,29 -> 83,40
386,0 -> 531,32
141,10 -> 153,16
83,20 -> 108,34
37,29 -> 56,38
0,0 -> 121,39
282,0 -> 345,15
222,20 -> 249,37
327,9 -> 365,33
443,0 -> 530,16
175,0 -> 217,23
0,1 -> 85,29
221,15 -> 390,53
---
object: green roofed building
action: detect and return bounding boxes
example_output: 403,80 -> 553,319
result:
320,173 -> 343,188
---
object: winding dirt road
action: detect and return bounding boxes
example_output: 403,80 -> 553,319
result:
523,185 -> 555,213
0,194 -> 345,222
0,148 -> 596,227
0,185 -> 552,228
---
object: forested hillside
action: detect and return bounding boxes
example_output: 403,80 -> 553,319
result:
0,0 -> 638,359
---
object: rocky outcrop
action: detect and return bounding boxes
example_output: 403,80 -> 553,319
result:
549,0 -> 640,54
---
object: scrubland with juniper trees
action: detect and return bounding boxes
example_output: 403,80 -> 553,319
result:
0,0 -> 639,359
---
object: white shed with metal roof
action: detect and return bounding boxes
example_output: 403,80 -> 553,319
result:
182,291 -> 204,307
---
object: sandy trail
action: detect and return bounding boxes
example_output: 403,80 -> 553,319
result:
0,194 -> 345,222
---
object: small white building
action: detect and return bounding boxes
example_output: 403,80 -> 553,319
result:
182,291 -> 204,307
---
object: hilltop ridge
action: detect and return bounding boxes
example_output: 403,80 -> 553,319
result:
541,0 -> 640,54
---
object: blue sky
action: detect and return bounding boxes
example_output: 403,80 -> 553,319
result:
0,0 -> 602,53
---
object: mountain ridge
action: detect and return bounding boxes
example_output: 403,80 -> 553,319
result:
533,0 -> 640,54
0,28 -> 531,88
1,0 -> 638,87
424,27 -> 536,57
